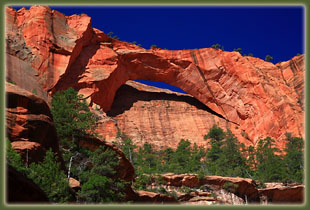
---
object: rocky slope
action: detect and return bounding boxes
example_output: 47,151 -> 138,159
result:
140,173 -> 304,204
5,6 -> 304,151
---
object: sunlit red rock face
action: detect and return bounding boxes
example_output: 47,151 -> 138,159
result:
258,183 -> 304,203
108,81 -> 230,149
6,6 -> 304,150
6,6 -> 93,90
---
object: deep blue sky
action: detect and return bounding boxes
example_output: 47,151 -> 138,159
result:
11,5 -> 305,93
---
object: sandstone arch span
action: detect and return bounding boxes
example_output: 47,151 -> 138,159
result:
89,49 -> 237,123
52,38 -> 304,148
6,6 -> 304,148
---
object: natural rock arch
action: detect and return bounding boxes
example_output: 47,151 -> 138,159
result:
6,6 -> 304,148
52,42 -> 304,147
90,50 -> 233,119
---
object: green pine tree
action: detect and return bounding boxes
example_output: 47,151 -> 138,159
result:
6,140 -> 26,174
245,145 -> 257,178
136,143 -> 158,175
204,125 -> 225,174
51,88 -> 97,173
78,146 -> 128,203
27,149 -> 72,203
172,139 -> 192,173
218,130 -> 249,177
255,137 -> 285,183
51,87 -> 97,141
283,133 -> 304,183
118,137 -> 137,165
188,143 -> 206,173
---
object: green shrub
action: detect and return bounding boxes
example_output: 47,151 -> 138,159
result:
265,55 -> 273,62
211,43 -> 224,50
233,48 -> 242,54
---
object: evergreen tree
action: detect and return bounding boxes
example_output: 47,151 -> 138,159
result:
283,133 -> 304,183
173,139 -> 192,173
255,137 -> 285,182
245,145 -> 257,178
188,143 -> 206,173
119,137 -> 137,165
217,130 -> 249,177
51,87 -> 97,148
78,146 -> 127,203
205,127 -> 249,177
51,88 -> 97,177
7,141 -> 72,203
134,174 -> 153,191
156,147 -> 176,173
204,125 -> 225,174
136,143 -> 158,175
27,149 -> 72,203
6,140 -> 26,174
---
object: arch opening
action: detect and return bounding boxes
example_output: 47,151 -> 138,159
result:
134,80 -> 187,94
106,80 -> 226,120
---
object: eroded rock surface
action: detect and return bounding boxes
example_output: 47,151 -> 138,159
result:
143,173 -> 304,204
5,82 -> 134,183
161,173 -> 259,202
133,190 -> 178,204
6,82 -> 62,164
6,5 -> 304,151
258,183 -> 304,203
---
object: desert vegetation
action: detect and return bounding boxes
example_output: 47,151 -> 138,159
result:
7,88 -> 304,204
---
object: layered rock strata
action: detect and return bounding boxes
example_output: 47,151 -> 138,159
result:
6,82 -> 63,165
145,173 -> 304,204
6,5 -> 304,150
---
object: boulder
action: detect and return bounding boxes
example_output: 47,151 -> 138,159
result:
203,176 -> 259,202
258,184 -> 304,203
68,177 -> 81,191
133,190 -> 178,204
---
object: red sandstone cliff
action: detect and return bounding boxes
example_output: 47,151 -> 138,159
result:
6,82 -> 63,164
5,6 -> 304,151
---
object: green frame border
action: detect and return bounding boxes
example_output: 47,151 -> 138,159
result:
0,0 -> 308,209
